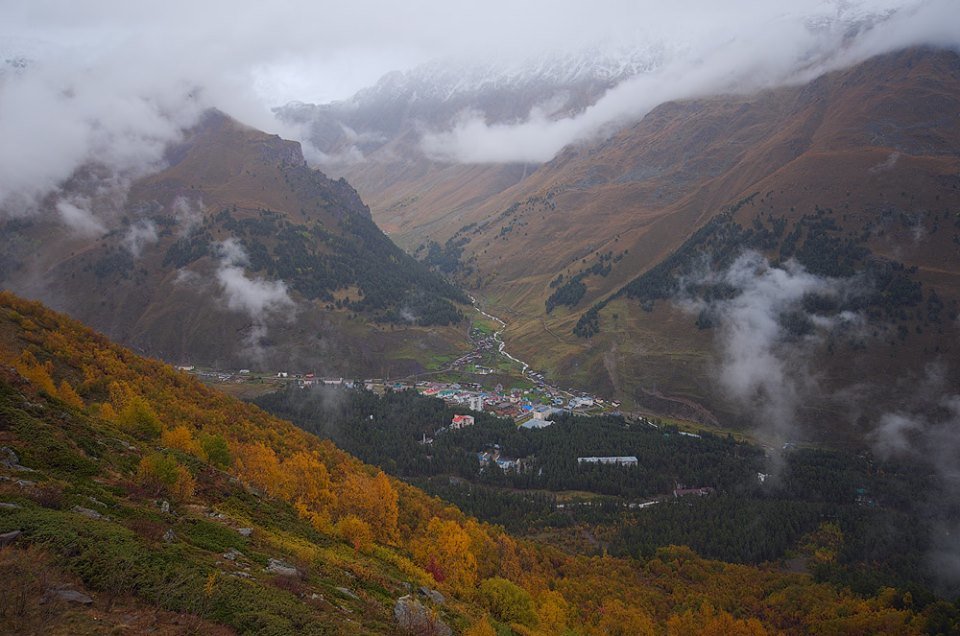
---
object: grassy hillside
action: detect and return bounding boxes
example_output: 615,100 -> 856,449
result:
0,291 -> 954,634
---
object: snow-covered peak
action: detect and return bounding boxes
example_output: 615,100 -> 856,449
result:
348,43 -> 675,107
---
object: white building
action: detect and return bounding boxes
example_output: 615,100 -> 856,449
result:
577,456 -> 638,466
521,418 -> 552,429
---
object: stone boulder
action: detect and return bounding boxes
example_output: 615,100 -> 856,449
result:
265,558 -> 299,577
394,595 -> 451,636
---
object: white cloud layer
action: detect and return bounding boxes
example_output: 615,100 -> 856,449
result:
0,0 -> 957,213
421,0 -> 960,163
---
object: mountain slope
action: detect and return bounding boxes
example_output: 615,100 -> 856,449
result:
296,47 -> 960,436
0,111 -> 469,376
0,291 -> 947,634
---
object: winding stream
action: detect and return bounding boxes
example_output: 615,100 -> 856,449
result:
470,296 -> 530,375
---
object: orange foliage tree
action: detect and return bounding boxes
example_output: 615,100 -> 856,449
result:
413,517 -> 478,594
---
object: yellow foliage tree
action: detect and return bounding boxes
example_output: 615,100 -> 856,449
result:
57,380 -> 85,410
107,380 -> 135,412
413,517 -> 478,594
235,442 -> 288,498
339,471 -> 399,543
595,598 -> 657,636
536,590 -> 571,635
98,402 -> 118,421
161,426 -> 203,457
801,521 -> 844,565
463,616 -> 497,636
283,450 -> 335,510
667,602 -> 767,636
336,514 -> 374,552
15,351 -> 56,395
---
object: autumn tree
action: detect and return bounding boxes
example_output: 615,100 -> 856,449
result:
14,351 -> 56,395
57,380 -> 84,410
667,602 -> 766,636
283,450 -> 334,509
535,590 -> 572,635
463,616 -> 497,636
339,471 -> 399,543
161,425 -> 203,457
413,517 -> 478,594
594,598 -> 656,636
235,442 -> 287,498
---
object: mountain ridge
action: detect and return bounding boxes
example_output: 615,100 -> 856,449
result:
0,109 -> 470,376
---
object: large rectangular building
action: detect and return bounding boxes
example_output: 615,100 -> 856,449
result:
577,456 -> 638,466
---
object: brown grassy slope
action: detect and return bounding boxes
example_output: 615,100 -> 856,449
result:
342,48 -> 960,431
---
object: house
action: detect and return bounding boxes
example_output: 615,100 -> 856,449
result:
451,414 -> 475,429
577,456 -> 638,466
468,396 -> 484,412
494,403 -> 520,418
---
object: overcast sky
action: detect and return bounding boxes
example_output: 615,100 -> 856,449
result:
1,0 -> 958,211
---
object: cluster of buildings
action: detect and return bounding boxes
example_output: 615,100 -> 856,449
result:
413,380 -> 611,425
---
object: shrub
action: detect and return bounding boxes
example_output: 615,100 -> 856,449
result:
118,396 -> 162,440
200,434 -> 232,468
477,577 -> 537,627
136,453 -> 195,502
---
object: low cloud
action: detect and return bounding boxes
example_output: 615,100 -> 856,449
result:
122,219 -> 158,257
171,195 -> 204,236
869,151 -> 900,174
420,0 -> 960,164
212,239 -> 295,355
870,365 -> 960,592
679,251 -> 860,444
55,197 -> 105,236
301,141 -> 365,167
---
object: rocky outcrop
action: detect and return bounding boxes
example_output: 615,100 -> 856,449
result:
394,595 -> 451,636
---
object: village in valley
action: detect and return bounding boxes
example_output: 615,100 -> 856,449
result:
185,306 -> 623,428
181,307 -> 755,515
